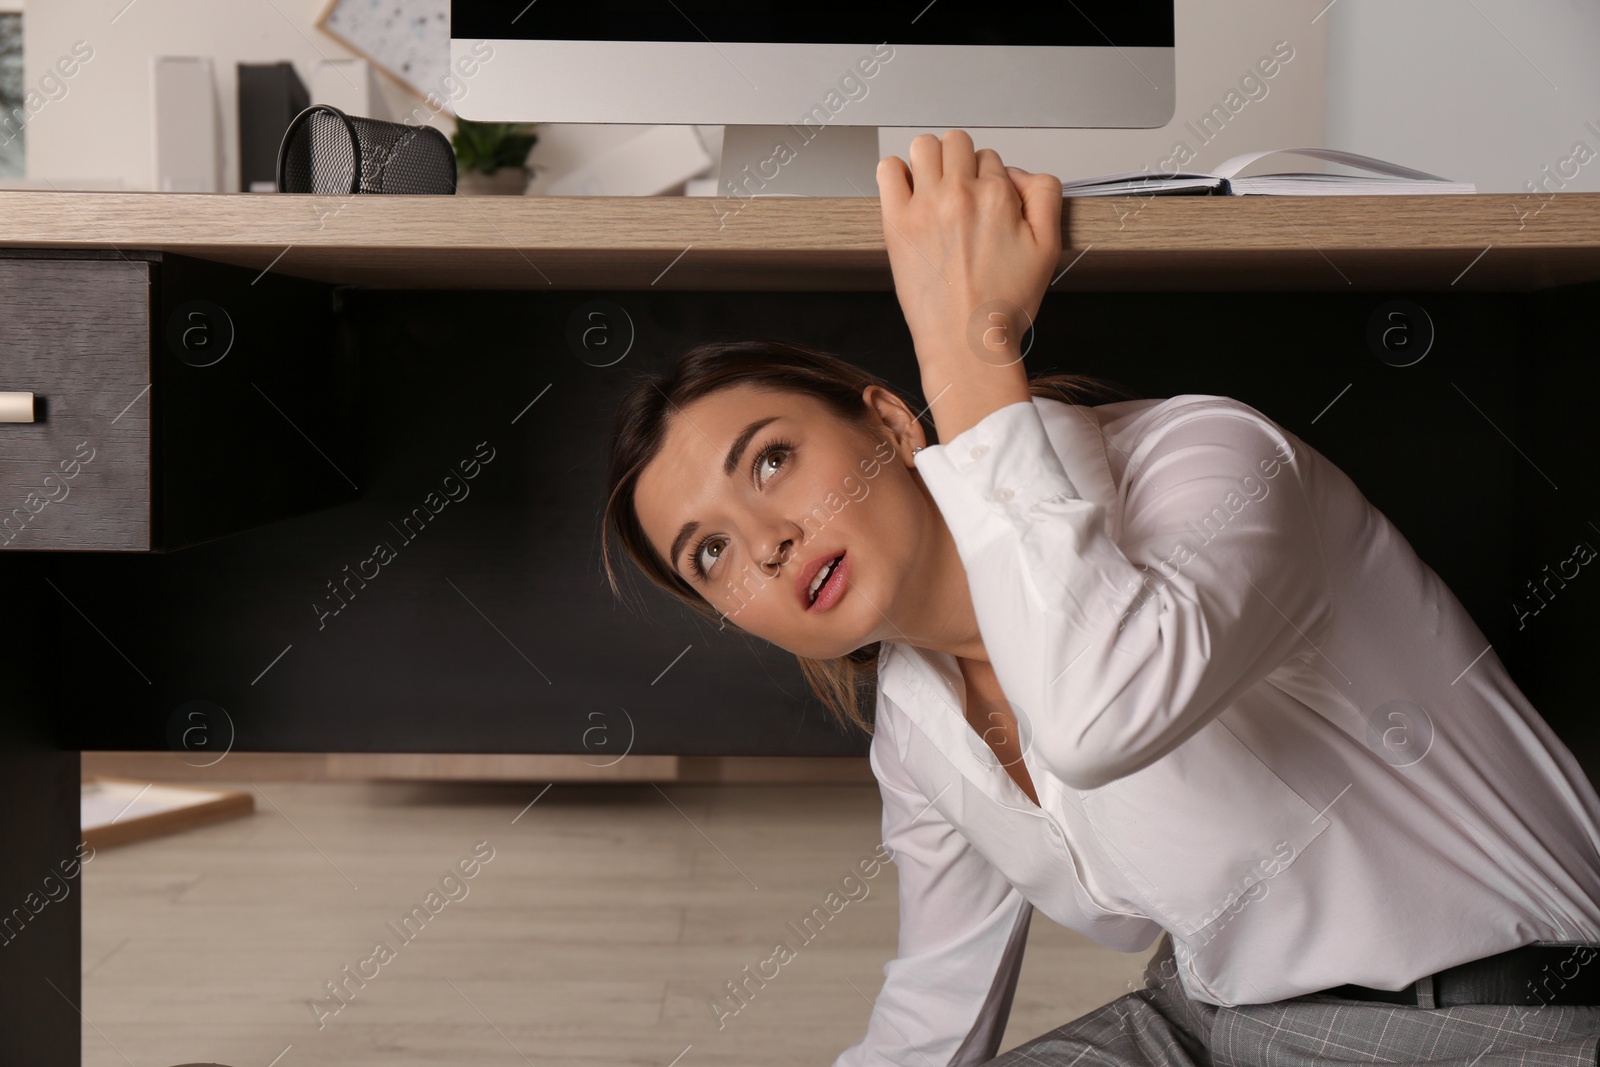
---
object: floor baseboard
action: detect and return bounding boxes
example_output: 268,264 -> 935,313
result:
80,751 -> 875,784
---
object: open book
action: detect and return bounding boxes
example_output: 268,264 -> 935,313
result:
1059,148 -> 1475,197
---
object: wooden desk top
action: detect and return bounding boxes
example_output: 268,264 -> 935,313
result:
0,189 -> 1594,292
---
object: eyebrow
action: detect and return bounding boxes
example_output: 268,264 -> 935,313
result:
668,414 -> 782,578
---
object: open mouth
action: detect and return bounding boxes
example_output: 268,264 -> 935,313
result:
805,551 -> 848,612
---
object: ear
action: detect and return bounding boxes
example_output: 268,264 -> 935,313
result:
860,384 -> 927,463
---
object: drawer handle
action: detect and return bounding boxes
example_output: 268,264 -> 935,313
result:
0,392 -> 34,423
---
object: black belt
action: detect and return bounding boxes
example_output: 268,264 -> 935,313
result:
1321,941 -> 1600,1008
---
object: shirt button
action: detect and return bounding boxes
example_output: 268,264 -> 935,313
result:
970,444 -> 990,459
1046,821 -> 1063,838
994,487 -> 1015,502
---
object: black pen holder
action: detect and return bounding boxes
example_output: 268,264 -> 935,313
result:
276,104 -> 457,195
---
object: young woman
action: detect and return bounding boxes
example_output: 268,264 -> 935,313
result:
602,131 -> 1600,1066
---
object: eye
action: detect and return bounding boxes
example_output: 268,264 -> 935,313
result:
752,435 -> 796,486
694,531 -> 732,579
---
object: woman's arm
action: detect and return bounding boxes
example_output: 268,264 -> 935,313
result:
833,699 -> 1037,1067
875,130 -> 1062,445
913,395 -> 1335,790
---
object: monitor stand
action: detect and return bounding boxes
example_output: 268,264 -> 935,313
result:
717,124 -> 882,198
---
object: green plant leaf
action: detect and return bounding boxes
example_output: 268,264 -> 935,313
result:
450,117 -> 540,175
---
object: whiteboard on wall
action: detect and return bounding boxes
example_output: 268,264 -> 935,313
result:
316,0 -> 450,103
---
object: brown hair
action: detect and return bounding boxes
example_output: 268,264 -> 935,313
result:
600,339 -> 1142,738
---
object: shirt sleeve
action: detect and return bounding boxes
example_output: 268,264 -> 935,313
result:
911,395 -> 1333,792
832,704 -> 1035,1067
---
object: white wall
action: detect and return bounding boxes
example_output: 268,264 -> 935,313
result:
20,0 -> 1325,193
20,0 -> 444,190
1325,0 -> 1600,193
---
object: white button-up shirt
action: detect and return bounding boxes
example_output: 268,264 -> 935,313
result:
832,393 -> 1600,1067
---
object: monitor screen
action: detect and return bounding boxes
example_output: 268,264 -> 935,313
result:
451,3 -> 1174,48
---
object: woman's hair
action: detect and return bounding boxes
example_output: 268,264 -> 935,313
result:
600,339 -> 1142,738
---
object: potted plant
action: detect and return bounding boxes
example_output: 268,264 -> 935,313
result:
450,118 -> 541,195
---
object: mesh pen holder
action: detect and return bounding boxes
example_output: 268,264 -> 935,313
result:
276,104 -> 457,195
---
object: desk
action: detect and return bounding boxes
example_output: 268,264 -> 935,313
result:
3,190 -> 1598,1065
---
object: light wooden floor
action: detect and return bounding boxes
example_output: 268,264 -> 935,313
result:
82,780 -> 1161,1067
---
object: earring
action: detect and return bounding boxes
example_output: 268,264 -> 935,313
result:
912,445 -> 925,454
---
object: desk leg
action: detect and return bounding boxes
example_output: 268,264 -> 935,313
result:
0,555 -> 80,1065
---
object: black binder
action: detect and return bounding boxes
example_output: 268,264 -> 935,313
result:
238,62 -> 309,192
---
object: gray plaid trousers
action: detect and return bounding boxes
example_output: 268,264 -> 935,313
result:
983,933 -> 1600,1067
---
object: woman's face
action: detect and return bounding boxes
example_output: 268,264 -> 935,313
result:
634,382 -> 932,660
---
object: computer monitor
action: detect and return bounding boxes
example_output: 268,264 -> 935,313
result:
449,3 -> 1175,196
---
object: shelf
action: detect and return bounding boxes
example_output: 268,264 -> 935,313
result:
0,189 -> 1595,291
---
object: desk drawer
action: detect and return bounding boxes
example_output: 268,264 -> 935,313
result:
0,258 -> 151,550
0,249 -> 355,552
